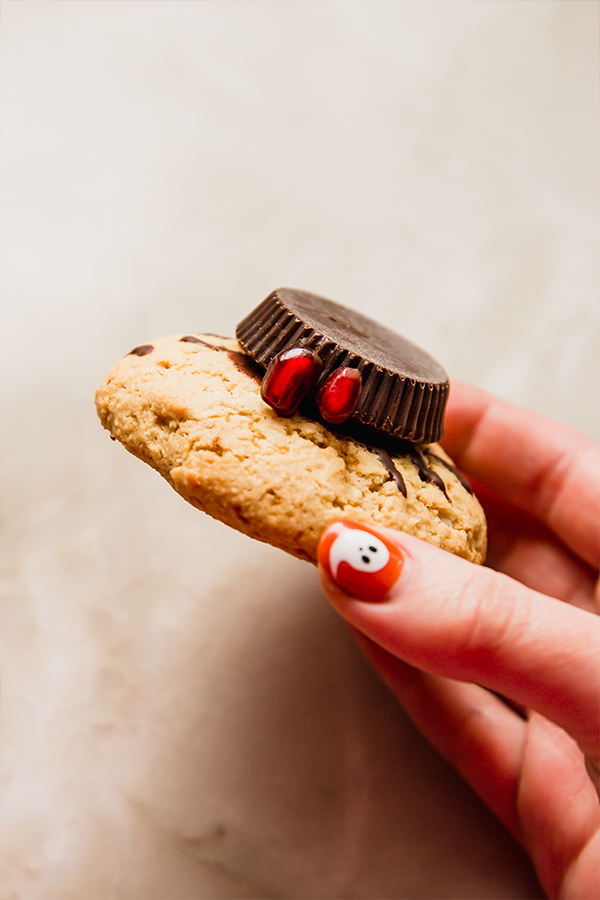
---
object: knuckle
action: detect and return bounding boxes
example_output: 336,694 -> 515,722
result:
453,567 -> 530,666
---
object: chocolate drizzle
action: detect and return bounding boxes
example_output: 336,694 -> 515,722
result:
373,445 -> 454,501
429,453 -> 473,495
226,350 -> 263,383
178,334 -> 263,383
407,447 -> 450,500
318,413 -> 453,500
179,335 -> 222,348
376,449 -> 408,497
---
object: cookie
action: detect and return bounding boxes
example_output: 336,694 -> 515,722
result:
96,334 -> 486,564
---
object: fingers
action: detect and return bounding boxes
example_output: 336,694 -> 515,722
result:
360,634 -> 600,900
355,632 -> 600,879
472,483 -> 598,612
352,630 -> 527,841
354,632 -> 600,900
441,381 -> 600,570
318,521 -> 600,762
517,713 -> 600,900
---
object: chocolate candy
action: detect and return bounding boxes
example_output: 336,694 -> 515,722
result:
236,288 -> 449,443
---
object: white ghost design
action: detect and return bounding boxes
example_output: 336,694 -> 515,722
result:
329,529 -> 390,579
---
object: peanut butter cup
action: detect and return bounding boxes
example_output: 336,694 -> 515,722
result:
236,288 -> 449,443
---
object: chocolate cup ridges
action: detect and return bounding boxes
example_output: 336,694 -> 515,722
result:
236,288 -> 449,444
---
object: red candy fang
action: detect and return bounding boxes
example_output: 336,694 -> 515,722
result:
260,347 -> 323,416
317,367 -> 362,424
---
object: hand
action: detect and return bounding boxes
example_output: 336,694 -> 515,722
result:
317,382 -> 600,900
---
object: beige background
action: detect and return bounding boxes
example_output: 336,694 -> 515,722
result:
1,2 -> 598,897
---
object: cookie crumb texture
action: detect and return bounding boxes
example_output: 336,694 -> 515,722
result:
96,336 -> 487,564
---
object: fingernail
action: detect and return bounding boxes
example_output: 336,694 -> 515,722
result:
317,519 -> 404,603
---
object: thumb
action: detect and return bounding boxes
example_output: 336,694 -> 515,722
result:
317,519 -> 600,761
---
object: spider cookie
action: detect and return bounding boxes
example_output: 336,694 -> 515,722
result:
95,289 -> 486,564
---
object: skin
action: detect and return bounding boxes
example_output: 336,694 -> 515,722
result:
317,382 -> 600,900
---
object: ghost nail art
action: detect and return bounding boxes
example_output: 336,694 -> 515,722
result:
318,519 -> 404,602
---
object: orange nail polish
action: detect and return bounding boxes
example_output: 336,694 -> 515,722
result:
318,519 -> 403,602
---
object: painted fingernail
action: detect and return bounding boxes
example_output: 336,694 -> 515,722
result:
317,519 -> 404,603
